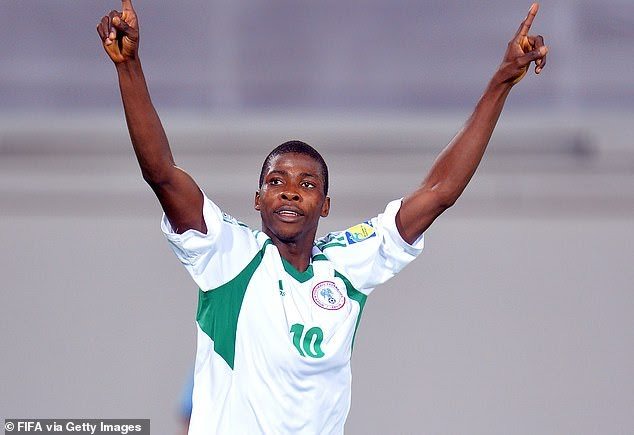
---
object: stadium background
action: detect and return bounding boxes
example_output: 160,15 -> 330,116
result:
1,0 -> 633,433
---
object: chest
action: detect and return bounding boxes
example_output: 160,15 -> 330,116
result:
237,254 -> 359,364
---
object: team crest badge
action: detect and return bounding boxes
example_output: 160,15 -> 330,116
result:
345,221 -> 376,244
312,281 -> 345,310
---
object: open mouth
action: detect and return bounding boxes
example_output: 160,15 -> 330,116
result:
277,210 -> 301,217
275,207 -> 304,220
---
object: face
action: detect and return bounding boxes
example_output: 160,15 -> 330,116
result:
255,152 -> 330,244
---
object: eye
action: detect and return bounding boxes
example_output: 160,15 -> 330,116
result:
269,178 -> 283,185
301,181 -> 316,189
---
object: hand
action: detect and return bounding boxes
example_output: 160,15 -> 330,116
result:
496,3 -> 548,86
97,0 -> 139,64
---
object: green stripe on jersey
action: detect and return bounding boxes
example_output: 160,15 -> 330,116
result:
196,240 -> 271,369
312,253 -> 328,262
281,256 -> 314,283
334,271 -> 367,350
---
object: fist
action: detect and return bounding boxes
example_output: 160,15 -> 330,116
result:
97,0 -> 139,64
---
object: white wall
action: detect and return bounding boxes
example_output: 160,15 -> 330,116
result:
2,112 -> 633,433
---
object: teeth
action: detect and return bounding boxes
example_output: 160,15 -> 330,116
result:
279,211 -> 299,216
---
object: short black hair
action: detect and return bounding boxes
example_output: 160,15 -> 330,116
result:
259,140 -> 329,195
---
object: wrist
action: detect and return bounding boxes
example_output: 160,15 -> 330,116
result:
485,72 -> 514,98
115,58 -> 142,74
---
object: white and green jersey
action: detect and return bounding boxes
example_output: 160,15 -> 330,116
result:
161,194 -> 424,435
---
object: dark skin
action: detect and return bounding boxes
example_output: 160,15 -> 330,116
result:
98,1 -> 548,271
255,153 -> 330,271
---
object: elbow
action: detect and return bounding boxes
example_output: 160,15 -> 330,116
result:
426,184 -> 461,212
141,169 -> 160,187
141,165 -> 172,188
437,191 -> 459,210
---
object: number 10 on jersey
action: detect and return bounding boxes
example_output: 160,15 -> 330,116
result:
290,323 -> 325,358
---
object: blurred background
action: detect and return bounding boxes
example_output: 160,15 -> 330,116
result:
1,0 -> 633,434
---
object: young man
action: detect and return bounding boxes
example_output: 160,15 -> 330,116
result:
97,2 -> 547,433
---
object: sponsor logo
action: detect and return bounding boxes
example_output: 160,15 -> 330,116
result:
345,221 -> 376,244
312,281 -> 345,310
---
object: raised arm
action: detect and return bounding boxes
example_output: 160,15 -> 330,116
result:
97,0 -> 206,234
396,3 -> 548,244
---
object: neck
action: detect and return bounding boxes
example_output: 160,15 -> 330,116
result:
264,232 -> 315,272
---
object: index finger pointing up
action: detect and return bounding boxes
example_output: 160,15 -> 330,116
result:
515,3 -> 539,41
121,0 -> 134,11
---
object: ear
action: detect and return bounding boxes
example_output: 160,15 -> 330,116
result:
254,190 -> 261,211
320,196 -> 330,218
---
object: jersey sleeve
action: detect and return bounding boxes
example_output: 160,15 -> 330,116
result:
160,193 -> 261,291
316,199 -> 424,295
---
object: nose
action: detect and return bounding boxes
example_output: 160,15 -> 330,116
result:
280,190 -> 300,202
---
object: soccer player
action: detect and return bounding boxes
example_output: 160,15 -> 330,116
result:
97,1 -> 547,433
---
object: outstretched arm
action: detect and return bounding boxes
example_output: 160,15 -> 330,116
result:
396,3 -> 548,244
97,0 -> 206,234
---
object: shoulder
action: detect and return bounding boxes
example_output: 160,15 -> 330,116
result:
313,199 -> 424,292
161,193 -> 267,290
